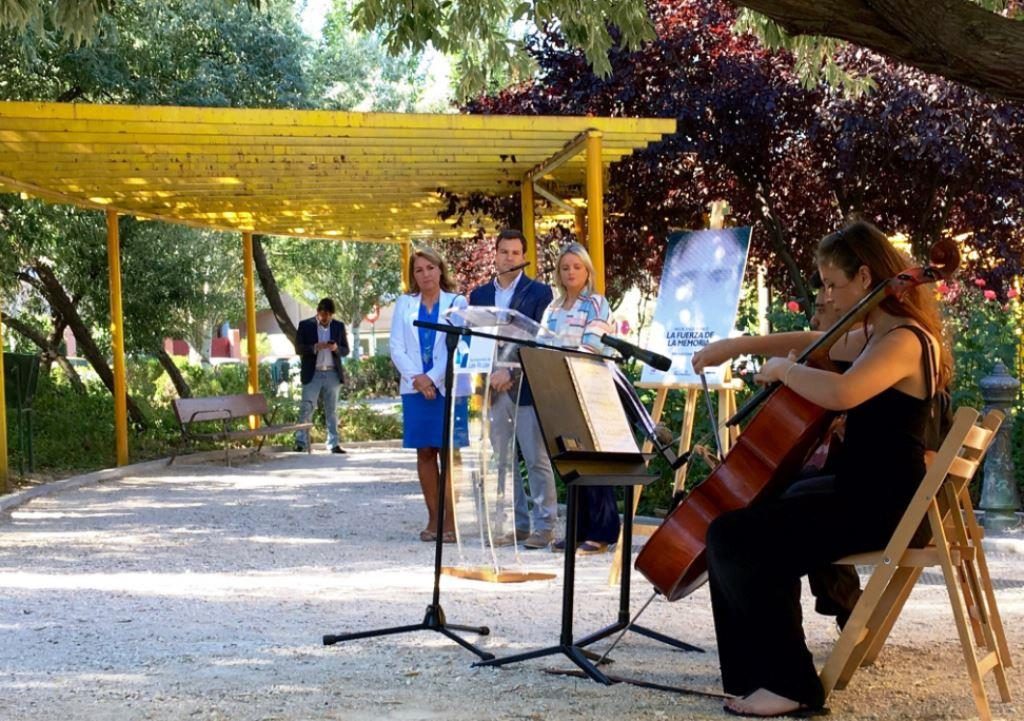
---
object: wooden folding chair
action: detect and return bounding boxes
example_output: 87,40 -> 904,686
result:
820,407 -> 1011,721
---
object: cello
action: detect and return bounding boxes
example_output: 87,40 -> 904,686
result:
634,240 -> 959,601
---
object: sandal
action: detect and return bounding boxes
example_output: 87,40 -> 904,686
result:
419,529 -> 437,542
577,541 -> 609,555
723,703 -> 828,718
441,531 -> 457,544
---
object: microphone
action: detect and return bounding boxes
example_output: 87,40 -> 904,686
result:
499,260 -> 531,274
600,334 -> 673,372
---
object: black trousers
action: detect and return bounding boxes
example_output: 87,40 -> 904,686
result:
705,489 -> 902,707
783,475 -> 862,621
577,486 -> 621,544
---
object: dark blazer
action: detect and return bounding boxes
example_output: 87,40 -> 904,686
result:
468,274 -> 553,406
295,318 -> 350,385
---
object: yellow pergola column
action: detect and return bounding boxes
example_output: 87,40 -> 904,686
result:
521,182 -> 537,273
106,210 -> 129,466
585,130 -> 606,294
242,232 -> 260,429
0,313 -> 9,491
401,241 -> 411,292
574,207 -> 586,243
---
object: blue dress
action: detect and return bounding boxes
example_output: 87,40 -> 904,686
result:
401,300 -> 468,449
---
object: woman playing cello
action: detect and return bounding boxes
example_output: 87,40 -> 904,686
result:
689,220 -> 951,717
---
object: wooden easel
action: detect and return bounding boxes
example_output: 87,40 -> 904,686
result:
608,199 -> 744,585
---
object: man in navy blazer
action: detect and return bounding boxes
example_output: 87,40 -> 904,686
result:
294,298 -> 350,454
469,228 -> 557,549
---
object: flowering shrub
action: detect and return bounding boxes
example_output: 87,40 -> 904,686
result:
765,297 -> 812,334
717,295 -> 813,386
939,278 -> 1023,496
939,279 -> 1023,410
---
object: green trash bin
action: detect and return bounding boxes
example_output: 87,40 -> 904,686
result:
3,353 -> 41,475
271,358 -> 291,387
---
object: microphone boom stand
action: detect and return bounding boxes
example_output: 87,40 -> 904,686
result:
322,326 -> 493,660
422,324 -> 700,682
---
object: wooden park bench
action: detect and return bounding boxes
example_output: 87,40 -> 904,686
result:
170,393 -> 313,466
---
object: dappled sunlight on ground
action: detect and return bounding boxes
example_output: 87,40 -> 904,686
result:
0,446 -> 1022,720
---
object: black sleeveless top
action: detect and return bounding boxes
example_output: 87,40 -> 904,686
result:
834,325 -> 937,516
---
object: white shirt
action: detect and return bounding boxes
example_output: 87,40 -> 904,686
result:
316,323 -> 334,369
493,272 -> 522,309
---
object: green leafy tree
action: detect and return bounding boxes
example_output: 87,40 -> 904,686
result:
250,1 -> 440,347
0,196 -> 150,423
0,0 -> 310,105
0,0 -> 264,48
268,238 -> 401,358
0,0 -> 116,47
349,0 -> 655,99
6,1 -> 1023,100
309,0 -> 433,111
0,0 -> 312,412
118,219 -> 244,395
338,0 -> 1024,101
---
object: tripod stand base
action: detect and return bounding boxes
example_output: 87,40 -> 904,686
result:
474,642 -> 614,684
630,623 -> 704,653
575,619 -> 704,655
322,604 -> 494,661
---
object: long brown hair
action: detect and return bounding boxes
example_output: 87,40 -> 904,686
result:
407,245 -> 456,294
817,220 -> 952,390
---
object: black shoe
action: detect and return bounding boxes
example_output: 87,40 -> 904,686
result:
293,445 -> 307,453
331,446 -> 347,454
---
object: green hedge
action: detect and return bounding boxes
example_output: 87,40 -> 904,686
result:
3,356 -> 401,480
340,355 -> 399,400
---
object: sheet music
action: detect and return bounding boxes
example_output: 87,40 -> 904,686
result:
565,356 -> 641,454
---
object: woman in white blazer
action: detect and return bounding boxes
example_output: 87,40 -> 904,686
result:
390,246 -> 468,543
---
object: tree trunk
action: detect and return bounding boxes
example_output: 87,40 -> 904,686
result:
350,319 -> 362,360
732,0 -> 1024,102
3,314 -> 87,394
39,317 -> 67,376
156,346 -> 191,398
251,234 -> 297,346
757,203 -> 812,319
27,264 -> 148,428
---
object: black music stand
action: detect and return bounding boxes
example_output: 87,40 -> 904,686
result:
474,347 -> 699,684
322,327 -> 493,660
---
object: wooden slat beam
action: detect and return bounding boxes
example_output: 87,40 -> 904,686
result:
0,101 -> 675,242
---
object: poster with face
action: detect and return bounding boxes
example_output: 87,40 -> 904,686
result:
641,227 -> 752,386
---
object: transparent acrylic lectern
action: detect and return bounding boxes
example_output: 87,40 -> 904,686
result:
441,305 -> 561,583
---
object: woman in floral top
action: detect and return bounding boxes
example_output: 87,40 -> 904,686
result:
542,242 -> 620,554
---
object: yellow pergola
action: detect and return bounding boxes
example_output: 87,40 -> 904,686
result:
0,101 -> 675,485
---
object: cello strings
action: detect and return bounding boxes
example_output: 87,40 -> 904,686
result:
699,372 -> 725,462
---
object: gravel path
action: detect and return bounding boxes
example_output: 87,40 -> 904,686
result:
1,447 -> 1022,720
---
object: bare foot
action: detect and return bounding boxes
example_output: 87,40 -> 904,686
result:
724,688 -> 803,717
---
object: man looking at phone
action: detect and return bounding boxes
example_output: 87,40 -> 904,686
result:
295,297 -> 350,453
